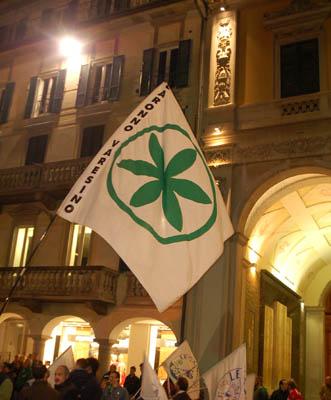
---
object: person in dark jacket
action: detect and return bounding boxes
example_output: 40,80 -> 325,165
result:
18,365 -> 60,400
270,379 -> 288,400
254,376 -> 269,400
124,366 -> 141,397
83,357 -> 102,400
173,377 -> 191,400
54,365 -> 75,400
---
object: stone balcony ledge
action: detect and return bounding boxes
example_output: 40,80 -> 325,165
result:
0,157 -> 91,206
0,267 -> 155,313
0,266 -> 118,307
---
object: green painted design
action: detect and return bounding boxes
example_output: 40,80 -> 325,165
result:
107,124 -> 217,244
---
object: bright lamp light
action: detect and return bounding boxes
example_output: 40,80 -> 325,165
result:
59,36 -> 82,58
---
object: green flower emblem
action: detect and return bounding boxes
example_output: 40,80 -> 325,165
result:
117,133 -> 211,232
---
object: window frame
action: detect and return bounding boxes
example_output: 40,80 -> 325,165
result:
31,73 -> 58,118
9,225 -> 35,267
274,31 -> 326,100
66,224 -> 93,267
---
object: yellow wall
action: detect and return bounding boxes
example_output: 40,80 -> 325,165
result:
237,1 -> 288,105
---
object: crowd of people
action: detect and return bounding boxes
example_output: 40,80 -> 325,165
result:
0,355 -> 192,400
254,375 -> 331,400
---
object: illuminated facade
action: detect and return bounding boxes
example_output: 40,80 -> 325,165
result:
0,0 -> 331,399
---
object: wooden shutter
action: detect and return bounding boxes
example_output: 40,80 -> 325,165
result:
76,64 -> 90,108
50,69 -> 66,113
169,48 -> 178,88
25,135 -> 48,165
97,0 -> 112,16
103,63 -> 113,100
0,82 -> 15,124
300,38 -> 320,95
24,76 -> 38,119
114,0 -> 129,12
176,39 -> 191,88
281,39 -> 319,98
15,19 -> 27,42
109,55 -> 124,101
157,51 -> 167,85
80,125 -> 104,158
140,48 -> 155,96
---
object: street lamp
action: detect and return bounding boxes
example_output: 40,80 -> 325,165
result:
59,36 -> 82,59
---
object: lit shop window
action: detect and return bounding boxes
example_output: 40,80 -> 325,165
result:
68,224 -> 92,266
11,226 -> 34,267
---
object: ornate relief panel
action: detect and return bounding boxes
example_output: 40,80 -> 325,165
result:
208,11 -> 237,107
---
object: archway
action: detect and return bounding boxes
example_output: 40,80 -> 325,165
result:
241,172 -> 331,398
0,313 -> 29,361
108,318 -> 177,380
42,315 -> 98,363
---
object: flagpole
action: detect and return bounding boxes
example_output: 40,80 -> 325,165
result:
0,214 -> 57,316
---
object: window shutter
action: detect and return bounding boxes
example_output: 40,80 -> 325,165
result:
0,82 -> 15,124
140,48 -> 155,96
15,19 -> 27,42
25,135 -> 48,165
24,76 -> 38,119
50,69 -> 66,113
169,48 -> 178,88
97,0 -> 112,17
114,0 -> 130,12
103,63 -> 113,100
280,39 -> 319,98
80,125 -> 104,158
176,39 -> 191,88
76,64 -> 90,108
157,51 -> 167,86
109,55 -> 124,101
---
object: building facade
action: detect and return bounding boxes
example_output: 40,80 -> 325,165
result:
0,0 -> 331,399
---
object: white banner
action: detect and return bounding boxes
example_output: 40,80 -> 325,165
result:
141,359 -> 168,400
203,344 -> 246,400
47,346 -> 75,387
162,340 -> 200,399
58,82 -> 233,312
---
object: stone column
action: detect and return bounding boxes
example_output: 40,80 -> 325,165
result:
94,338 -> 116,378
305,307 -> 325,400
30,334 -> 51,361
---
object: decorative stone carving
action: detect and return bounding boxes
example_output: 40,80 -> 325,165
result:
205,133 -> 331,165
205,146 -> 233,166
214,20 -> 232,106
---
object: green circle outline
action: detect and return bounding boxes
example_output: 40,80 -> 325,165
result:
107,124 -> 217,244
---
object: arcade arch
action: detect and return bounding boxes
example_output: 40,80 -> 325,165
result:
0,312 -> 29,361
43,315 -> 98,363
240,170 -> 331,399
108,318 -> 177,379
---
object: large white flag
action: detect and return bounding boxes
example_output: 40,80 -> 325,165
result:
141,359 -> 168,400
57,82 -> 233,312
202,344 -> 246,400
162,340 -> 200,399
47,346 -> 75,387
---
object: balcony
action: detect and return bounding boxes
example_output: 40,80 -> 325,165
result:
124,272 -> 153,305
0,0 -> 183,53
0,266 -> 118,314
0,157 -> 91,207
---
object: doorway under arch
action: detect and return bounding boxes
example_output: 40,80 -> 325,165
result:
241,171 -> 331,399
0,312 -> 29,362
109,318 -> 177,381
43,315 -> 98,363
